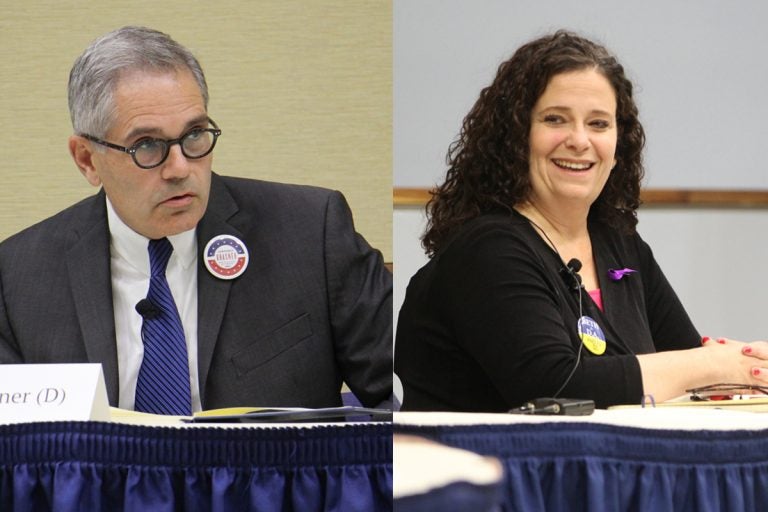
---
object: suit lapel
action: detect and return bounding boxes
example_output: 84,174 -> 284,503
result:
196,175 -> 240,404
61,179 -> 242,407
65,192 -> 120,404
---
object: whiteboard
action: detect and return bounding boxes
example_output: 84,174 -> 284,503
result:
394,0 -> 768,190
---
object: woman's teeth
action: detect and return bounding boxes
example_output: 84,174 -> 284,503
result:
553,159 -> 593,170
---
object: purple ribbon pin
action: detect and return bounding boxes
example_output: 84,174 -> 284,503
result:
607,268 -> 637,281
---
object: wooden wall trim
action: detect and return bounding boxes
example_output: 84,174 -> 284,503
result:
393,188 -> 432,206
393,188 -> 768,208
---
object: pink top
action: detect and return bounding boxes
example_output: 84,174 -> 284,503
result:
588,289 -> 603,311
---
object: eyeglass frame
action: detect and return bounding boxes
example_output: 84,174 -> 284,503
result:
686,383 -> 768,401
79,118 -> 222,170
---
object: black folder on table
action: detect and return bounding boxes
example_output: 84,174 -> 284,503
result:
185,406 -> 393,423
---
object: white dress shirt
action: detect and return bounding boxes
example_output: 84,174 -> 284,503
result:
106,198 -> 202,412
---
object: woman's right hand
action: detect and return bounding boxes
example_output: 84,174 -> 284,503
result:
638,338 -> 764,403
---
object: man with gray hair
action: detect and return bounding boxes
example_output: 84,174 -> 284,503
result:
0,26 -> 393,415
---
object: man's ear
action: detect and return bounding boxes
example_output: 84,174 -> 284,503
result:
68,135 -> 101,187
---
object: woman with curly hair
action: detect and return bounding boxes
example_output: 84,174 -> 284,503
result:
395,31 -> 764,411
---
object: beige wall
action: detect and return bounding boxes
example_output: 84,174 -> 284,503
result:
0,0 -> 392,260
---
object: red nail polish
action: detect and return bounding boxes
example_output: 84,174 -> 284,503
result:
744,346 -> 753,354
702,336 -> 711,345
717,338 -> 726,344
753,368 -> 761,377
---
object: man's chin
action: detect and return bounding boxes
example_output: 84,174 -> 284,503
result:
145,211 -> 204,239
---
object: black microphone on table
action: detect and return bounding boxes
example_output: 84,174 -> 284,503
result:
559,258 -> 583,291
135,299 -> 161,320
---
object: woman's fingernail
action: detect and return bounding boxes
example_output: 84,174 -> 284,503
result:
753,368 -> 761,377
717,338 -> 726,344
702,336 -> 711,345
744,346 -> 753,355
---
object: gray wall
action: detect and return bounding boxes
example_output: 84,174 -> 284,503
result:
394,0 -> 768,189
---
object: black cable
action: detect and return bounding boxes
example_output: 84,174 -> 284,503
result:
553,282 -> 583,398
524,218 -> 585,399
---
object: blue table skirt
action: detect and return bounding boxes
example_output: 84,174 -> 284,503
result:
395,422 -> 768,512
0,421 -> 392,512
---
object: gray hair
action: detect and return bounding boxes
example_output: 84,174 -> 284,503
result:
68,26 -> 209,138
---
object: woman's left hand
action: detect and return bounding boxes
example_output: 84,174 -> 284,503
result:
737,339 -> 768,382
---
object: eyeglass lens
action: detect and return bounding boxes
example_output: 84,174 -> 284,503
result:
133,129 -> 216,168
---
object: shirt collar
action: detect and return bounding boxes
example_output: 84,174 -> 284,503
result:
105,197 -> 197,276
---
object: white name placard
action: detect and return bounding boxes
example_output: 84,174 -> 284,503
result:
0,363 -> 109,423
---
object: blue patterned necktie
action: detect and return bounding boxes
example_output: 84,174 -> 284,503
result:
134,237 -> 192,415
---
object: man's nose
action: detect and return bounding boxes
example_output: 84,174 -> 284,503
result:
159,144 -> 191,180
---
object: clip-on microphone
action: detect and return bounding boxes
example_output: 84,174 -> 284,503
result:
559,258 -> 583,291
135,299 -> 161,320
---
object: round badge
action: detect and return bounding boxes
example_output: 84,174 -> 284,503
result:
204,235 -> 249,280
577,316 -> 607,355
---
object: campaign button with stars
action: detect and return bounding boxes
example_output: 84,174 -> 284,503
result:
203,235 -> 249,280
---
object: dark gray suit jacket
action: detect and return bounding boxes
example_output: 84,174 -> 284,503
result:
0,174 -> 393,409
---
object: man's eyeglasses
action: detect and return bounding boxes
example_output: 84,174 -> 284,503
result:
81,118 -> 222,169
686,383 -> 768,401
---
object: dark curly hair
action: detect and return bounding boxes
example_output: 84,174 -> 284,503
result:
422,30 -> 645,256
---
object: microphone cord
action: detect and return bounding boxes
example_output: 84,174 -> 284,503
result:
523,217 -> 585,399
553,282 -> 583,398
